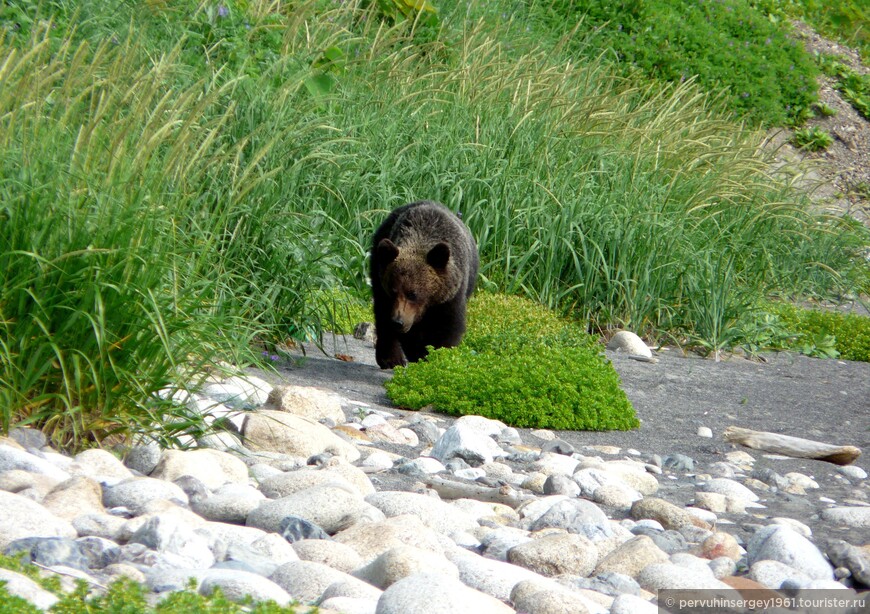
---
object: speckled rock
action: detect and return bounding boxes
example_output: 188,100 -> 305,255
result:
375,572 -> 514,614
247,484 -> 382,535
637,562 -> 732,591
41,476 -> 105,520
747,525 -> 833,581
198,569 -> 293,606
242,410 -> 360,462
101,477 -> 188,515
593,535 -> 669,578
149,449 -> 248,490
334,515 -> 447,561
631,498 -> 709,531
353,545 -> 459,589
365,491 -> 478,536
821,506 -> 870,529
507,533 -> 598,577
270,560 -> 372,604
268,385 -> 346,423
510,578 -> 595,614
0,491 -> 76,549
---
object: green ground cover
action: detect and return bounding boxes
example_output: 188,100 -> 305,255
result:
386,293 -> 639,430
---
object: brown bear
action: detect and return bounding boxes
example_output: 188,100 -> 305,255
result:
370,200 -> 479,369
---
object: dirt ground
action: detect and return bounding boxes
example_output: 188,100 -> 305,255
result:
769,21 -> 870,226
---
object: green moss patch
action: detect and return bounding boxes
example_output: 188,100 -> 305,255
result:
385,293 -> 639,431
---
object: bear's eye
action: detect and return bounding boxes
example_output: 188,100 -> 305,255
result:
405,291 -> 418,302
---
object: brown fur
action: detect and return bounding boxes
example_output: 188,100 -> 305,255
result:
370,201 -> 478,369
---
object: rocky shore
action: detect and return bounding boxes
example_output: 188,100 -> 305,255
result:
0,336 -> 868,613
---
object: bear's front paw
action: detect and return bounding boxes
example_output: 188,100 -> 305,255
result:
376,347 -> 407,369
377,355 -> 408,369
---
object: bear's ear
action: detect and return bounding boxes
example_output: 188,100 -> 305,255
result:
377,239 -> 399,265
426,242 -> 451,270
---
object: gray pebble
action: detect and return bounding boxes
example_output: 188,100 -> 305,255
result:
630,526 -> 688,554
541,439 -> 575,456
662,454 -> 695,472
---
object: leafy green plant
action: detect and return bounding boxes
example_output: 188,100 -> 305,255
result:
815,53 -> 870,119
463,293 -> 599,354
791,126 -> 834,150
370,0 -> 439,26
765,302 -> 870,361
812,102 -> 837,117
385,293 -> 639,431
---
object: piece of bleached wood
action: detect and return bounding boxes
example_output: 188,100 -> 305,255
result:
723,426 -> 861,466
422,475 -> 534,508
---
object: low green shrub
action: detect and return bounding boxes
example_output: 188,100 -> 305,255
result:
0,575 -> 307,613
752,0 -> 869,63
385,293 -> 639,431
463,293 -> 599,354
0,553 -> 307,613
766,302 -> 870,362
543,0 -> 819,126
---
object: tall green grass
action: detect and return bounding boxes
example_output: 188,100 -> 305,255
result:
0,23 -> 329,447
0,0 -> 867,447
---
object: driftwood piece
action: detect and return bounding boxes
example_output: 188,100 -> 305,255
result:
422,475 -> 533,509
723,426 -> 862,466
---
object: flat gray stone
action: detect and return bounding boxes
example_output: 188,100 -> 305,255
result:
269,560 -> 370,604
0,445 -> 70,481
507,533 -> 597,577
242,410 -> 360,462
821,506 -> 870,528
150,449 -> 248,490
747,559 -> 813,589
446,546 -> 546,602
430,423 -> 507,467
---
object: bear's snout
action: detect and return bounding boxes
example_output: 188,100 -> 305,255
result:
391,312 -> 415,333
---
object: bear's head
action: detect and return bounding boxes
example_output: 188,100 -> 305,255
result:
376,238 -> 460,333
